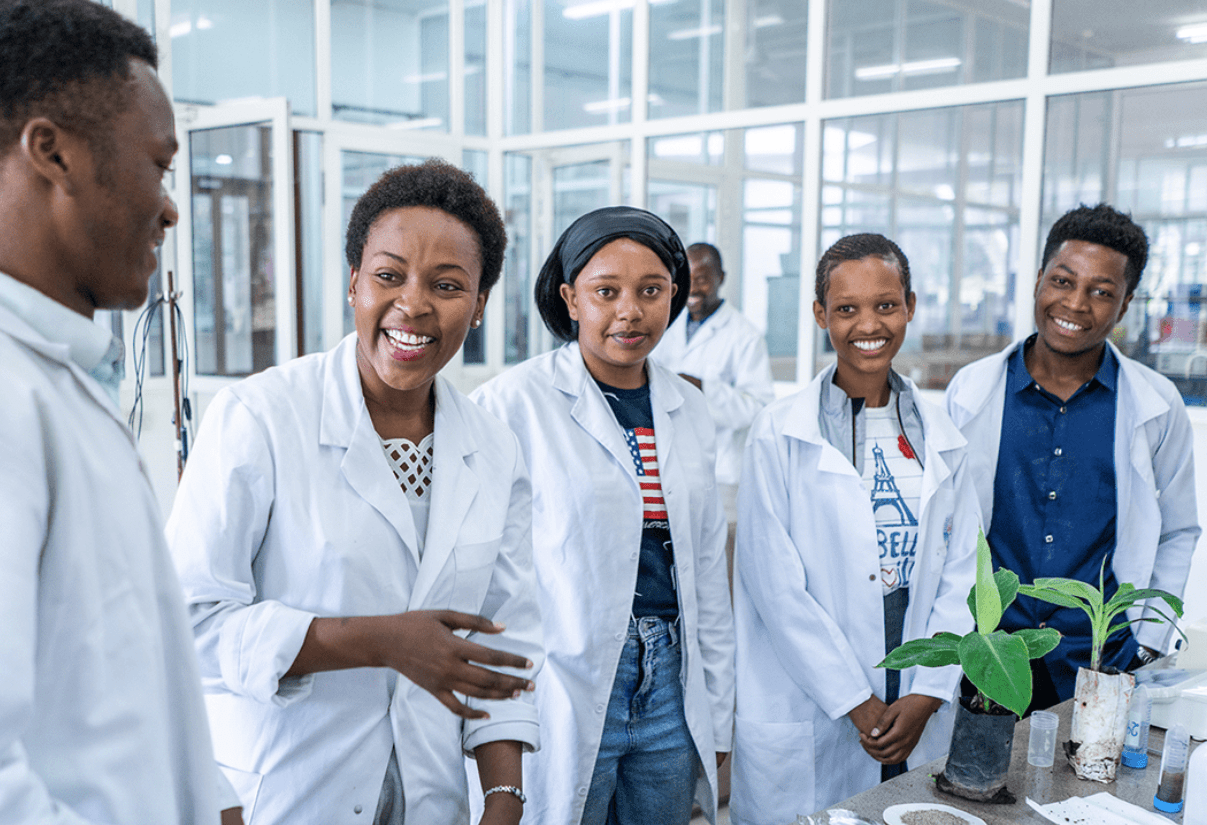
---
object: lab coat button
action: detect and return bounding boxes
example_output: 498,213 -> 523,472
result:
868,574 -> 876,581
578,787 -> 588,796
596,704 -> 605,713
354,804 -> 363,814
615,631 -> 624,640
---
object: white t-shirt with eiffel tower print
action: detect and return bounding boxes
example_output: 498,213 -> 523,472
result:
861,397 -> 922,596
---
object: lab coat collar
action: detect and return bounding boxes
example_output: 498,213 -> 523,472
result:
0,293 -> 130,425
680,301 -> 735,350
321,334 -> 481,579
552,341 -> 685,485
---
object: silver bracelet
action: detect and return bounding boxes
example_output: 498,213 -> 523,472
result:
483,785 -> 526,805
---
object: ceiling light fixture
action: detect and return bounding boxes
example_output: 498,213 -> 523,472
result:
855,57 -> 961,80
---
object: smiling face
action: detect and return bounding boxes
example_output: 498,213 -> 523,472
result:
686,248 -> 723,322
559,237 -> 677,389
349,205 -> 486,411
1033,239 -> 1132,359
813,255 -> 915,400
60,59 -> 179,315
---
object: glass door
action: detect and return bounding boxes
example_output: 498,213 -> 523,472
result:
175,98 -> 295,382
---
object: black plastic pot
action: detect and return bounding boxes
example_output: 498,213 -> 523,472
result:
937,696 -> 1018,804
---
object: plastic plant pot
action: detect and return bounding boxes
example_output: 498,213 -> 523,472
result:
936,695 -> 1018,804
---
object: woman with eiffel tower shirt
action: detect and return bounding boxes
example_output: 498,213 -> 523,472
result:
728,234 -> 980,825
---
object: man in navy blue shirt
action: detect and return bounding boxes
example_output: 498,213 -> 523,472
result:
945,204 -> 1200,712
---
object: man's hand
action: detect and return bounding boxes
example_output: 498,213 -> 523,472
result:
858,694 -> 943,765
848,695 -> 890,741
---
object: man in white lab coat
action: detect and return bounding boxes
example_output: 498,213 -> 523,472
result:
654,243 -> 775,537
0,2 -> 240,822
945,203 -> 1200,711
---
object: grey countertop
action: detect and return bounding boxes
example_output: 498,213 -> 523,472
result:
809,697 -> 1196,824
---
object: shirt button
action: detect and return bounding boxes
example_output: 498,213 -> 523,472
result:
1044,535 -> 1054,543
1039,622 -> 1047,629
1048,491 -> 1057,500
1060,406 -> 1067,414
1054,447 -> 1063,456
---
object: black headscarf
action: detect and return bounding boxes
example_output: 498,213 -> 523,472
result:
534,206 -> 691,342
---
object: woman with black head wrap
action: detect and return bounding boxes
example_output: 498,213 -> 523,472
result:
472,206 -> 734,825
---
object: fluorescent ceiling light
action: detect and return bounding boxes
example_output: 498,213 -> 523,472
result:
584,93 -> 662,114
855,57 -> 961,80
215,154 -> 233,165
169,15 -> 212,38
1165,133 -> 1207,149
754,14 -> 784,28
401,71 -> 447,84
563,0 -> 675,20
668,24 -> 722,40
388,117 -> 444,130
1176,23 -> 1207,43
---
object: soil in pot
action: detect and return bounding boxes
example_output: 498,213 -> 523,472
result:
937,695 -> 1017,804
1066,667 -> 1134,783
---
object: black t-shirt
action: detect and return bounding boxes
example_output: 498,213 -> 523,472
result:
596,380 -> 679,619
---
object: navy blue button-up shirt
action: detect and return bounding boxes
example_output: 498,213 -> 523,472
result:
988,338 -> 1137,699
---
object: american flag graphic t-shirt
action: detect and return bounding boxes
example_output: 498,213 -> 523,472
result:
596,379 -> 679,619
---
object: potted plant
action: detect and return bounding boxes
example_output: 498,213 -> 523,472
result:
1017,563 -> 1184,783
878,530 -> 1060,804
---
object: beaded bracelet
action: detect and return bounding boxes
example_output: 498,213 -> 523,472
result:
483,785 -> 527,805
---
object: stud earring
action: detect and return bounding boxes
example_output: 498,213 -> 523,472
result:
471,318 -> 481,328
347,295 -> 354,305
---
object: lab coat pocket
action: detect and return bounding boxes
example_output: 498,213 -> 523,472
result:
451,537 -> 502,612
731,716 -> 815,825
218,763 -> 263,824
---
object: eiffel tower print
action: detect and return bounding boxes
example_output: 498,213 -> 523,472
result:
870,443 -> 918,527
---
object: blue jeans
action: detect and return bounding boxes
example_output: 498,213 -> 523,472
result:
581,616 -> 698,825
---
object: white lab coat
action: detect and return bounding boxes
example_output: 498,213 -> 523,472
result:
167,334 -> 543,825
730,366 -> 979,825
471,343 -> 735,825
944,339 -> 1201,652
653,302 -> 775,487
0,302 -> 231,824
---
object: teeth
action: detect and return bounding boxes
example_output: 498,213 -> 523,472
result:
385,329 -> 434,347
853,339 -> 887,351
1054,318 -> 1083,332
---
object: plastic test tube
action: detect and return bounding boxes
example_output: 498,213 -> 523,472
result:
1121,684 -> 1151,769
1154,723 -> 1190,814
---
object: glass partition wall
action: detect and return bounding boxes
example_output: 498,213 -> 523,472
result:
139,0 -> 1207,401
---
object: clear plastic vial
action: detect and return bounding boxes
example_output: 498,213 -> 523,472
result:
1154,724 -> 1190,814
1122,684 -> 1151,769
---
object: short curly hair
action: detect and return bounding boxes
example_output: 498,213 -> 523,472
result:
0,0 -> 157,174
344,158 -> 506,293
815,233 -> 911,305
1042,203 -> 1148,295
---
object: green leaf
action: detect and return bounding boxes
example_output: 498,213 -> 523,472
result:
974,529 -> 1002,635
877,634 -> 962,670
1014,627 -> 1061,660
1030,577 -> 1103,609
1017,582 -> 1091,611
968,568 -> 1021,619
959,631 -> 1031,718
1107,588 -> 1184,618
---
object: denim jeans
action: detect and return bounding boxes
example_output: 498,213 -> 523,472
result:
581,616 -> 698,825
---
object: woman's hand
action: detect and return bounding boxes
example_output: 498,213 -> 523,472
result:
476,740 -> 524,825
287,610 -> 534,719
858,693 -> 942,765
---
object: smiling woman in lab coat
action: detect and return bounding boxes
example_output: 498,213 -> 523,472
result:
729,234 -> 978,825
167,160 -> 543,825
472,207 -> 735,825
